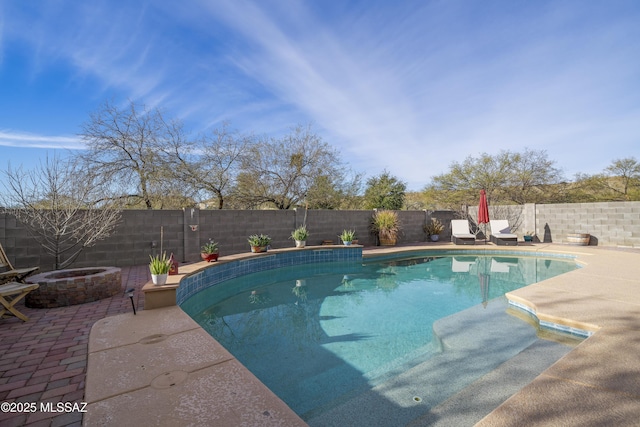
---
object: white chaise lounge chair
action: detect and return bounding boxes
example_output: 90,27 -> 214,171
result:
490,257 -> 518,273
451,220 -> 476,245
489,220 -> 518,246
451,256 -> 476,272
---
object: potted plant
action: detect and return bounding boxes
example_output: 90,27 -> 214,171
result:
339,229 -> 356,246
200,239 -> 219,262
248,234 -> 272,253
524,231 -> 535,242
290,226 -> 309,248
149,252 -> 171,285
424,218 -> 444,242
371,210 -> 400,246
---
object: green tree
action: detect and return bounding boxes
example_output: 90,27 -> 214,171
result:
426,149 -> 565,209
426,152 -> 511,209
363,171 -> 406,210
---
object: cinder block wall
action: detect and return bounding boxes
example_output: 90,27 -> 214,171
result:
534,201 -> 640,246
2,201 -> 639,271
1,209 -> 434,271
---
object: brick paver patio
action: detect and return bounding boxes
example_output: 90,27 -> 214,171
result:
0,265 -> 149,427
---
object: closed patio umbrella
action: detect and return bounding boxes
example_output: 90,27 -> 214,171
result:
478,189 -> 490,244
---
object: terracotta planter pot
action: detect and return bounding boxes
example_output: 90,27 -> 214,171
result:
201,252 -> 219,262
251,246 -> 268,253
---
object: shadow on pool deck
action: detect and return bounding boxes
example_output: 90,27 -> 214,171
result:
2,243 -> 640,426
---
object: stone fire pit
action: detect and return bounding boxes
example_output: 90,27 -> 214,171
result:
26,266 -> 121,308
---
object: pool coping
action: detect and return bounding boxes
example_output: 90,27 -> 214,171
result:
85,242 -> 640,426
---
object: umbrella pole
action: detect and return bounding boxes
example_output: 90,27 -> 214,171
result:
484,223 -> 487,245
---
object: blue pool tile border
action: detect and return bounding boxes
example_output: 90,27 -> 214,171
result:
176,247 -> 363,305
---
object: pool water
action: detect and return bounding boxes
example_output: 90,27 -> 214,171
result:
182,254 -> 579,422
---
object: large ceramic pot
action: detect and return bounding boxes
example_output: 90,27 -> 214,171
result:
201,252 -> 219,262
151,273 -> 168,286
430,234 -> 440,242
295,240 -> 306,248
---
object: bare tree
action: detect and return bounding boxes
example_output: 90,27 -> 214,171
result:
235,124 -> 358,209
604,157 -> 640,200
504,148 -> 566,204
166,123 -> 252,209
1,157 -> 122,270
79,100 -> 184,209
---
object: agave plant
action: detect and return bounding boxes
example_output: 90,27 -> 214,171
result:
247,234 -> 272,247
149,252 -> 171,275
290,226 -> 309,241
339,229 -> 356,243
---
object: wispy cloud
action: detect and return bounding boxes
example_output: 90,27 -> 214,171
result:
0,130 -> 83,150
194,0 -> 640,185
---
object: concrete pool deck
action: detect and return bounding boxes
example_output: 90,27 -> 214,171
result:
3,243 -> 637,425
82,243 -> 640,426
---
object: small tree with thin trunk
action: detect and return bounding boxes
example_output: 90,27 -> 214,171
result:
1,156 -> 122,270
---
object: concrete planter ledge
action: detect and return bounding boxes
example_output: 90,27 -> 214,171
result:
142,244 -> 363,309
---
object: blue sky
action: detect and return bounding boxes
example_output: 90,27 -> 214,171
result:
1,0 -> 639,190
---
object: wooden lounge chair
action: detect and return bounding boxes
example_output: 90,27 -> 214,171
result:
0,281 -> 39,321
451,220 -> 476,245
489,220 -> 518,246
0,242 -> 39,284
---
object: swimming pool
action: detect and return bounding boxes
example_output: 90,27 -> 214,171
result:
181,252 -> 580,423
